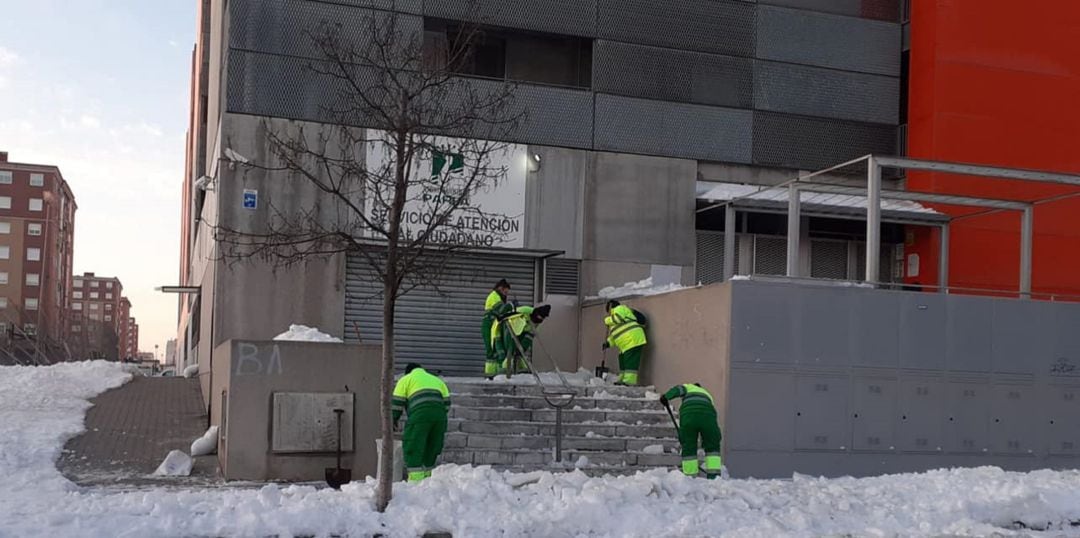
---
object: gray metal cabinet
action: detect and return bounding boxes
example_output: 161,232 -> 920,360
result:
727,368 -> 796,451
794,374 -> 850,451
1045,385 -> 1080,456
897,377 -> 944,453
851,377 -> 897,451
988,383 -> 1037,456
944,381 -> 989,454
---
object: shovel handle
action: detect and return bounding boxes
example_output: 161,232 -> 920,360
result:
333,408 -> 345,469
663,401 -> 679,431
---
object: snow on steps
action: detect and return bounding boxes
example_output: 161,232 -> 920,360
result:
444,380 -> 681,475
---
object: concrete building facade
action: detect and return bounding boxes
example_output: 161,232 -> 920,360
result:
0,151 -> 77,363
177,0 -> 908,394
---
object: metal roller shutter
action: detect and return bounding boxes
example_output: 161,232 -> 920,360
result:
344,253 -> 537,376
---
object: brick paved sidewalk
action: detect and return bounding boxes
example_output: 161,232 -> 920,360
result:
59,376 -> 222,489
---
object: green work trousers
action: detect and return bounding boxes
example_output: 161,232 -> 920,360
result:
494,329 -> 531,375
482,315 -> 498,376
618,345 -> 644,385
402,405 -> 448,482
678,409 -> 722,478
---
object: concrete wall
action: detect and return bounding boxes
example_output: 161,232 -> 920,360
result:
212,339 -> 381,481
579,285 -> 732,421
535,294 -> 581,373
524,146 -> 588,259
725,278 -> 1080,479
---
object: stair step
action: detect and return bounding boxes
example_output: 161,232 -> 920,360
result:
448,419 -> 678,439
441,448 -> 682,468
453,394 -> 662,412
446,382 -> 655,400
446,432 -> 679,451
450,406 -> 673,425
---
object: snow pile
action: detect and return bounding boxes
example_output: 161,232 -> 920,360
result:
190,426 -> 219,457
153,450 -> 193,476
591,277 -> 690,301
273,324 -> 344,343
641,444 -> 666,455
8,362 -> 1080,537
182,364 -> 198,378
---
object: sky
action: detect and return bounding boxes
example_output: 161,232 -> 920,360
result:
0,0 -> 195,358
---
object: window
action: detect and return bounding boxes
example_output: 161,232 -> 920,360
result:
0,222 -> 9,234
73,291 -> 83,299
90,292 -> 99,299
425,20 -> 593,88
90,303 -> 99,310
29,198 -> 43,212
29,174 -> 44,187
105,303 -> 113,311
0,272 -> 6,284
73,302 -> 82,311
73,325 -> 81,333
25,298 -> 38,310
105,315 -> 112,322
105,292 -> 113,299
27,223 -> 42,236
23,323 -> 35,336
90,281 -> 99,288
26,273 -> 39,286
0,197 -> 10,210
74,279 -> 83,288
0,171 -> 11,184
0,297 -> 6,309
27,248 -> 40,261
106,282 -> 113,289
0,246 -> 9,260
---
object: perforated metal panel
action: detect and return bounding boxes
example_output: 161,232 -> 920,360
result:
759,0 -> 900,22
753,60 -> 899,125
854,242 -> 898,283
344,252 -> 537,376
423,0 -> 596,37
544,258 -> 580,296
753,235 -> 787,276
595,94 -> 753,163
810,239 -> 848,279
504,83 -> 594,149
756,5 -> 901,76
752,111 -> 897,171
597,0 -> 756,57
695,232 -> 743,285
594,41 -> 753,109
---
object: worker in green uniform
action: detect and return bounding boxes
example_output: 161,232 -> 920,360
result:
491,304 -> 551,376
392,363 -> 451,482
660,383 -> 723,479
482,279 -> 512,377
602,300 -> 647,386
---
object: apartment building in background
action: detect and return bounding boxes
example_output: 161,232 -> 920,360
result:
69,272 -> 137,360
0,151 -> 77,363
128,318 -> 139,360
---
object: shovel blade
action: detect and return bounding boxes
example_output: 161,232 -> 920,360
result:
325,467 -> 352,489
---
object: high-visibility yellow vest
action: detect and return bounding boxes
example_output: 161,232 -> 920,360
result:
392,368 -> 450,420
484,290 -> 504,313
605,305 -> 646,352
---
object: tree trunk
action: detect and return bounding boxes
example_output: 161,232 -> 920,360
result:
375,276 -> 396,512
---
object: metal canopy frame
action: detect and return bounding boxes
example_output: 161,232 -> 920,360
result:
698,155 -> 1080,297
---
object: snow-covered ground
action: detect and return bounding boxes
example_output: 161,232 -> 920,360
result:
5,362 -> 1080,537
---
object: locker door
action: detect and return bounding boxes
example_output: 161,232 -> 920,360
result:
898,378 -> 944,453
989,384 -> 1037,455
1046,386 -> 1080,456
794,375 -> 850,451
945,382 -> 989,454
852,377 -> 897,451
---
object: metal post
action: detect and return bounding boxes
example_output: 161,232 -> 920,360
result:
786,184 -> 801,277
865,157 -> 882,284
554,407 -> 563,463
1020,206 -> 1033,298
723,204 -> 736,280
938,223 -> 950,294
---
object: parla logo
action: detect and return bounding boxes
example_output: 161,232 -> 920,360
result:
430,149 -> 464,178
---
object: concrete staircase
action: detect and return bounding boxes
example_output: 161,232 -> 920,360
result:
442,381 -> 682,474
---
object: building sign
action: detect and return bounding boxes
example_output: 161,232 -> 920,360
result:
365,133 -> 527,248
242,189 -> 258,210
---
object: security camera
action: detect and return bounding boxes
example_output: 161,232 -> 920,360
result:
195,175 -> 214,191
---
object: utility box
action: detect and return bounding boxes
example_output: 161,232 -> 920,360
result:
271,392 -> 354,453
211,340 -> 380,481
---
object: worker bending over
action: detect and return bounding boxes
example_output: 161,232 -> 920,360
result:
660,383 -> 723,479
392,363 -> 450,482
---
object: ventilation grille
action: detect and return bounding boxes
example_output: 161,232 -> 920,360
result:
545,258 -> 580,296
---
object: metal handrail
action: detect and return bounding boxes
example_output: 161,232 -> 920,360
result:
502,320 -> 577,463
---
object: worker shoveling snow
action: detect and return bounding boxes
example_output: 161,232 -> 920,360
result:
5,361 -> 1080,537
273,324 -> 344,343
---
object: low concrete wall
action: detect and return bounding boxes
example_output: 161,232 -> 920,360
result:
579,285 -> 733,424
212,339 -> 381,481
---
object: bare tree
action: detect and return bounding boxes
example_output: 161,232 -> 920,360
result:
212,7 -> 522,511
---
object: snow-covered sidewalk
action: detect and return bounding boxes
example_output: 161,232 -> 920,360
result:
3,362 -> 1080,537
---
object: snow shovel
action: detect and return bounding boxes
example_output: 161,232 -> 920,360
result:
595,347 -> 610,379
325,408 -> 352,489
